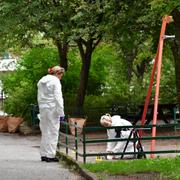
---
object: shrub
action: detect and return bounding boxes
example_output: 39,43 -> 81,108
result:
2,48 -> 59,122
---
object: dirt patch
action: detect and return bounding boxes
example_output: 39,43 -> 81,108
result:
104,172 -> 167,180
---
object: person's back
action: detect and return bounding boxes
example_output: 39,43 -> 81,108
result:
37,74 -> 62,109
111,115 -> 132,127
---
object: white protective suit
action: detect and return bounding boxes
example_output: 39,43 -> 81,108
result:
106,115 -> 135,159
37,74 -> 64,158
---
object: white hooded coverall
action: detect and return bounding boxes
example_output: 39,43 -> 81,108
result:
106,115 -> 135,159
37,74 -> 64,158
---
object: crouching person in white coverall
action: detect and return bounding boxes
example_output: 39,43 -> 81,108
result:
37,65 -> 65,162
100,114 -> 137,160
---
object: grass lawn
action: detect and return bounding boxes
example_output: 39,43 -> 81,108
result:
81,156 -> 180,180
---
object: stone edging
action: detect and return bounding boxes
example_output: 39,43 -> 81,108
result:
57,152 -> 98,180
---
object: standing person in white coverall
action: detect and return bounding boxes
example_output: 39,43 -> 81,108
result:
100,114 -> 137,160
37,65 -> 65,162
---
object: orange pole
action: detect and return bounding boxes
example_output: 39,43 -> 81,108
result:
141,50 -> 159,126
139,50 -> 159,138
150,16 -> 173,158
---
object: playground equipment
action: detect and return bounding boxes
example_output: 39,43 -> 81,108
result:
140,15 -> 174,158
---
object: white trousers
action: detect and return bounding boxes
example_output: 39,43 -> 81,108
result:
39,107 -> 60,158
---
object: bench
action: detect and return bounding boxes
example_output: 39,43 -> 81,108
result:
173,106 -> 180,132
138,104 -> 177,125
30,104 -> 39,127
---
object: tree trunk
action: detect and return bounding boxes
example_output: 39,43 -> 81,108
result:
122,49 -> 137,83
75,39 -> 93,113
73,36 -> 101,115
55,39 -> 68,70
134,57 -> 152,83
172,9 -> 180,107
76,54 -> 91,107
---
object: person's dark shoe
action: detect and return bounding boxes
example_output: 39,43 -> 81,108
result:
45,157 -> 59,162
41,156 -> 47,161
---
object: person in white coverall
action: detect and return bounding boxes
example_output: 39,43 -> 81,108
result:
37,65 -> 64,162
100,114 -> 137,160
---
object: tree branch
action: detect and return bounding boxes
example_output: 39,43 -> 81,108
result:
76,39 -> 85,61
79,37 -> 87,46
92,35 -> 102,51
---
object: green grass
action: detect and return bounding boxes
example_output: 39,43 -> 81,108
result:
81,156 -> 180,180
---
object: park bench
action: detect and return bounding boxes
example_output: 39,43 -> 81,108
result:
30,104 -> 40,127
173,105 -> 180,132
109,104 -> 141,124
137,103 -> 178,125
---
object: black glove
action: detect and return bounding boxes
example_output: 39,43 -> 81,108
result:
59,116 -> 65,122
115,127 -> 122,138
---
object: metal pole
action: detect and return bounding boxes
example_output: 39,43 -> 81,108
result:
150,15 -> 173,158
140,52 -> 159,133
65,121 -> 68,155
75,122 -> 78,161
82,127 -> 86,164
121,130 -> 133,159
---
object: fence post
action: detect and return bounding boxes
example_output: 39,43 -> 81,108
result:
82,127 -> 86,164
133,129 -> 136,159
75,122 -> 78,161
65,121 -> 68,155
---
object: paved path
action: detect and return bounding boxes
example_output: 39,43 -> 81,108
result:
0,133 -> 85,180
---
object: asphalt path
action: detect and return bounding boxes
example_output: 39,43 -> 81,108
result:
0,133 -> 84,180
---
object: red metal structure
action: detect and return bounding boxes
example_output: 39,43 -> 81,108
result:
140,16 -> 173,158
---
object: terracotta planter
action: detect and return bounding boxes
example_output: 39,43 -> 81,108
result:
0,116 -> 8,132
68,118 -> 86,135
7,117 -> 23,133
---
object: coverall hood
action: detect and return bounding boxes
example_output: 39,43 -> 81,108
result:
37,74 -> 56,85
100,114 -> 112,127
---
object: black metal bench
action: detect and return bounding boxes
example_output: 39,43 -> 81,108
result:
138,103 -> 177,125
30,104 -> 39,127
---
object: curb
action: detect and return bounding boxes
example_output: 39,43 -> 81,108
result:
57,152 -> 98,180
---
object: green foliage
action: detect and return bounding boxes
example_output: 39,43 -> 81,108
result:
82,156 -> 180,179
62,48 -> 81,95
0,1 -> 75,43
150,0 -> 180,15
0,0 -> 178,120
63,44 -> 109,96
60,44 -> 177,114
159,44 -> 176,103
1,0 -> 178,112
88,44 -> 114,95
2,48 -> 59,118
1,44 -> 177,123
1,45 -> 119,120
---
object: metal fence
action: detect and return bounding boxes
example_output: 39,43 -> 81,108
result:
58,121 -> 180,164
29,104 -> 180,163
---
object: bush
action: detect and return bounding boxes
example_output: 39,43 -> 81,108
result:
2,48 -> 59,122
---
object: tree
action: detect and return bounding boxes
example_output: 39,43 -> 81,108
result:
1,48 -> 59,117
0,0 -> 76,69
146,0 -> 180,106
71,1 -> 104,110
0,0 -> 106,111
103,0 -> 180,106
103,0 -> 152,83
171,9 -> 180,107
